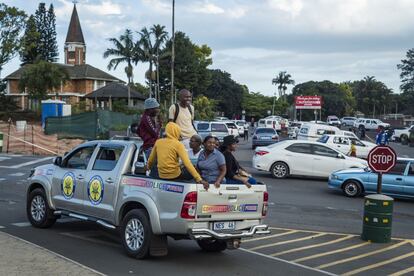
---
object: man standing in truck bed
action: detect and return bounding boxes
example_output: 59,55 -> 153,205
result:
169,89 -> 197,149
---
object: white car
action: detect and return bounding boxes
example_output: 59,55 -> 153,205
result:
252,140 -> 367,178
234,120 -> 246,136
222,121 -> 239,137
258,118 -> 281,131
317,134 -> 376,159
353,118 -> 390,130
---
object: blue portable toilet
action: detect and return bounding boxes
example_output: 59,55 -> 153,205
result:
41,99 -> 66,128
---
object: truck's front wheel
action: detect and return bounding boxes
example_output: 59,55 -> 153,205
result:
27,188 -> 56,228
197,239 -> 227,252
121,209 -> 152,259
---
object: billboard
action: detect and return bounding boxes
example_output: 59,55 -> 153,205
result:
295,96 -> 322,109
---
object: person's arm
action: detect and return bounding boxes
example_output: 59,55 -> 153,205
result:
168,105 -> 175,122
177,143 -> 202,182
224,153 -> 236,179
142,115 -> 159,138
146,143 -> 157,170
214,164 -> 226,188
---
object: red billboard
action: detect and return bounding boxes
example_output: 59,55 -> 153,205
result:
295,96 -> 322,109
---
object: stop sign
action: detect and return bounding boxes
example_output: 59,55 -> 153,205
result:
367,146 -> 397,173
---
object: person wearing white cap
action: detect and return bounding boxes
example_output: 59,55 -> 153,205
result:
137,98 -> 161,159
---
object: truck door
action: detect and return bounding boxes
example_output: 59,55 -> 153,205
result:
83,144 -> 126,221
51,145 -> 97,212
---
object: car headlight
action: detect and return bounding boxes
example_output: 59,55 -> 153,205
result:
330,174 -> 340,180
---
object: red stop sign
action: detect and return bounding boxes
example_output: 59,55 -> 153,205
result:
367,146 -> 397,173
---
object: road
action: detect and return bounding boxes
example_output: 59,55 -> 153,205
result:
0,138 -> 413,275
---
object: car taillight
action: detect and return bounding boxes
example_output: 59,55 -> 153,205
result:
255,151 -> 269,156
262,191 -> 268,217
181,191 -> 197,219
272,135 -> 278,140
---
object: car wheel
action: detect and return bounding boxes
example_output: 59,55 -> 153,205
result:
342,181 -> 362,197
27,188 -> 56,228
197,239 -> 227,252
271,162 -> 289,178
121,209 -> 152,259
401,135 -> 408,145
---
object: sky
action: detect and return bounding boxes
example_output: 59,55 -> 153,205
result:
3,0 -> 414,96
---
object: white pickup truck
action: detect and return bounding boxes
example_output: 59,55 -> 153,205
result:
353,118 -> 390,130
26,139 -> 269,259
392,125 -> 414,144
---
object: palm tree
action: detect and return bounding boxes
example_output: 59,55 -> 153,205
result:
103,29 -> 136,84
137,27 -> 156,98
271,71 -> 295,114
151,24 -> 168,102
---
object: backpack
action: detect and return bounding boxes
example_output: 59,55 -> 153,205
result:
173,103 -> 196,131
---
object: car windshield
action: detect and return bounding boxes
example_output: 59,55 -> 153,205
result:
256,128 -> 276,134
197,123 -> 209,131
236,122 -> 245,126
226,123 -> 237,129
317,135 -> 329,143
211,123 -> 227,132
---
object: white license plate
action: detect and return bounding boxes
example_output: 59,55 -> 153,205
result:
260,136 -> 271,140
213,221 -> 236,231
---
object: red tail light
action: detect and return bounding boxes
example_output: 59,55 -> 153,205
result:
272,135 -> 278,140
262,191 -> 269,217
181,191 -> 197,219
255,151 -> 269,156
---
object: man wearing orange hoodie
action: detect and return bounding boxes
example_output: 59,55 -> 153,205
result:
146,122 -> 209,189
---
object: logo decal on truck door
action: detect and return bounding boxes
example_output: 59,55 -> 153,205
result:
88,175 -> 104,205
61,172 -> 76,199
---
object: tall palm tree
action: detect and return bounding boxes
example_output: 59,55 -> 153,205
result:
137,27 -> 155,98
271,71 -> 295,114
151,24 -> 168,102
103,29 -> 136,84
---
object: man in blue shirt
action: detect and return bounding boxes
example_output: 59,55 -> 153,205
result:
376,125 -> 389,145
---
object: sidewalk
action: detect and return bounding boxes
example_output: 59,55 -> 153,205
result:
0,231 -> 102,275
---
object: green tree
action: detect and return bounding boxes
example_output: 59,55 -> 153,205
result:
34,3 -> 58,62
150,24 -> 168,101
138,27 -> 156,97
104,29 -> 136,84
0,3 -> 26,77
18,61 -> 69,101
20,15 -> 40,65
193,95 -> 216,120
397,48 -> 414,93
272,71 -> 295,98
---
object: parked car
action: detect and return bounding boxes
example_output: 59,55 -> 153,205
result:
288,121 -> 303,139
317,134 -> 376,159
341,117 -> 357,127
353,118 -> 390,130
297,123 -> 342,141
234,120 -> 247,137
252,140 -> 367,179
258,118 -> 281,131
214,116 -> 230,121
327,115 -> 341,126
197,121 -> 229,143
223,121 -> 239,137
252,128 -> 279,149
328,158 -> 414,198
392,125 -> 414,144
26,139 -> 270,258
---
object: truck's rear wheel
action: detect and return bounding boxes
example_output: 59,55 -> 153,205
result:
121,209 -> 152,259
197,239 -> 227,252
27,188 -> 56,228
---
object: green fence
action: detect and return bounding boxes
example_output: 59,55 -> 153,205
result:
45,110 -> 140,140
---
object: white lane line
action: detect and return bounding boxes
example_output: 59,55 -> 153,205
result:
0,225 -> 5,229
9,172 -> 26,177
8,157 -> 53,169
12,222 -> 31,227
0,157 -> 11,161
1,231 -> 105,276
0,178 -> 6,182
239,248 -> 336,276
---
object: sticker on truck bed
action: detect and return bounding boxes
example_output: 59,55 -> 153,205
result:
202,204 -> 258,213
122,177 -> 184,193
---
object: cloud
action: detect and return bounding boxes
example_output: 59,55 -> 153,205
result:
189,1 -> 224,14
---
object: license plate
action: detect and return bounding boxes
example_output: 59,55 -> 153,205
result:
260,136 -> 271,140
213,221 -> 236,231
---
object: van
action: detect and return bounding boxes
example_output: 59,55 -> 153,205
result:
297,123 -> 342,141
257,118 -> 281,131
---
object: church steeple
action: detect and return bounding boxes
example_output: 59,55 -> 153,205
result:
64,2 -> 86,65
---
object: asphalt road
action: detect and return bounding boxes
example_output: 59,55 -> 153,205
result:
0,137 -> 413,275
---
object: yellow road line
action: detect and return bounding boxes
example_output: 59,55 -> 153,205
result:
342,251 -> 414,276
389,266 -> 414,276
249,233 -> 326,251
243,230 -> 298,243
271,235 -> 354,257
317,241 -> 409,269
293,241 -> 371,263
270,227 -> 351,237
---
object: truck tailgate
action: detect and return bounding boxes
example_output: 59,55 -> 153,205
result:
196,184 -> 266,221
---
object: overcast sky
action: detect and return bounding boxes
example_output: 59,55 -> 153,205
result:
3,0 -> 414,96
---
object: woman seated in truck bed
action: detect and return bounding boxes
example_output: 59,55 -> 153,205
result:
197,136 -> 226,188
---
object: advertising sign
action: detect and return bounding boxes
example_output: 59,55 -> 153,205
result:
295,96 -> 322,109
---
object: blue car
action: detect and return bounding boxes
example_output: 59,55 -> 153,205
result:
328,158 -> 414,198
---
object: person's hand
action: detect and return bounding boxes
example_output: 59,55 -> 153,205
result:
242,177 -> 251,188
199,179 -> 209,190
214,181 -> 221,188
144,164 -> 149,171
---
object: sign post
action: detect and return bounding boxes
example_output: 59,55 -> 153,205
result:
361,145 -> 397,243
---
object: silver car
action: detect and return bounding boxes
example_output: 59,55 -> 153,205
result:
252,128 -> 279,149
197,121 -> 229,143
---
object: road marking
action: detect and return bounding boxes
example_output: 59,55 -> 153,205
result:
9,172 -> 26,177
293,241 -> 371,263
271,235 -> 354,257
239,248 -> 336,276
0,157 -> 53,169
342,251 -> 414,276
243,230 -> 298,243
0,178 -> 5,182
390,266 -> 414,276
316,240 -> 409,269
0,225 -> 5,229
11,222 -> 31,227
249,233 -> 326,251
0,157 -> 11,161
270,226 -> 356,237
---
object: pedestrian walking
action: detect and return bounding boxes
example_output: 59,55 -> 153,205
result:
169,89 -> 197,149
348,140 -> 357,157
375,125 -> 389,145
243,127 -> 249,141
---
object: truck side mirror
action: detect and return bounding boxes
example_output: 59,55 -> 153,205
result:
53,156 -> 62,167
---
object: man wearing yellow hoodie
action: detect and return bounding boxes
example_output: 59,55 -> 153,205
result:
147,122 -> 209,189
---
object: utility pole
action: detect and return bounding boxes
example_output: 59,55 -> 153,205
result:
170,0 -> 175,105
